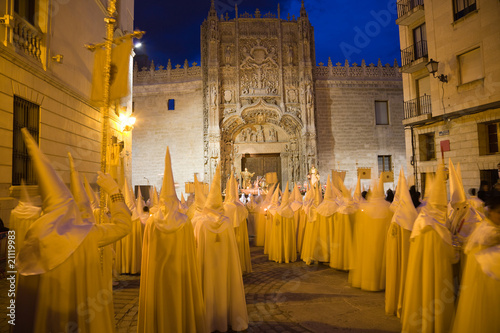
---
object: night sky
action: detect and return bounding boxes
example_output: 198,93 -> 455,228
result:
134,0 -> 401,69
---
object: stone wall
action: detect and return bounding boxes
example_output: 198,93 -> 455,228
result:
132,79 -> 205,196
314,60 -> 406,190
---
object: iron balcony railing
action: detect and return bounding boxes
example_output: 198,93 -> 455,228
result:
397,0 -> 425,18
401,40 -> 428,67
404,94 -> 432,119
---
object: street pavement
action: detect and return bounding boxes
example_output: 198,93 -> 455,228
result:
1,246 -> 401,332
114,247 -> 401,333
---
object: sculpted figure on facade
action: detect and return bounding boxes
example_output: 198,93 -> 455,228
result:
287,45 -> 293,65
225,46 -> 232,65
256,125 -> 265,142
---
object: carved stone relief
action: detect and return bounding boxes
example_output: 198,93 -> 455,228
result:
236,125 -> 279,143
239,38 -> 279,96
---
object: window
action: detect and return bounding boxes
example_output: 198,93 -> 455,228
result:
419,132 -> 435,161
378,155 -> 392,175
459,48 -> 482,84
14,0 -> 36,25
487,123 -> 499,154
375,101 -> 389,125
453,0 -> 476,21
12,96 -> 39,185
168,99 -> 175,110
412,23 -> 427,60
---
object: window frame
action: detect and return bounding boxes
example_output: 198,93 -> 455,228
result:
453,0 -> 477,21
375,100 -> 389,125
168,99 -> 175,111
378,155 -> 392,175
419,132 -> 436,162
12,95 -> 40,186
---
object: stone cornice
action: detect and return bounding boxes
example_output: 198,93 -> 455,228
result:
0,45 -> 98,111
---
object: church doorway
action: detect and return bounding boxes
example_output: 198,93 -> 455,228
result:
241,153 -> 281,189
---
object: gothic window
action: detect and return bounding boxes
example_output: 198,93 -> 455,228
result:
12,96 -> 39,185
375,101 -> 389,125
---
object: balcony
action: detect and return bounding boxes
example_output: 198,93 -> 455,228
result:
11,13 -> 45,65
396,0 -> 425,26
400,40 -> 428,73
403,94 -> 432,125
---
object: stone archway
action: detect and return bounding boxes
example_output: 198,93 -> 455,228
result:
220,101 -> 304,189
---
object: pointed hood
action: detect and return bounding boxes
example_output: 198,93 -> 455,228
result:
313,182 -> 323,207
263,183 -> 276,205
353,176 -> 363,204
391,169 -> 418,231
267,183 -> 281,216
449,159 -> 467,206
68,153 -> 96,224
178,192 -> 188,214
152,186 -> 159,207
152,147 -> 188,233
323,175 -> 334,201
390,168 -> 405,212
83,176 -> 99,210
194,174 -> 207,212
123,179 -> 136,212
204,164 -> 224,215
429,161 -> 448,208
17,128 -> 92,276
224,172 -> 235,203
277,182 -> 294,218
160,147 -> 179,208
290,184 -> 303,212
224,172 -> 248,227
411,161 -> 452,243
317,176 -> 339,217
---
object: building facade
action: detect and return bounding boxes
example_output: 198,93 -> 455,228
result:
133,3 -> 406,194
397,0 -> 500,194
0,0 -> 135,225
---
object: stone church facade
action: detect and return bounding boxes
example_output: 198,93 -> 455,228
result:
132,3 -> 406,193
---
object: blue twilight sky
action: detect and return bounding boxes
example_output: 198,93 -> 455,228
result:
134,0 -> 401,69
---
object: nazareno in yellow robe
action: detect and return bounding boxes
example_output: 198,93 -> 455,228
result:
330,198 -> 355,271
14,201 -> 131,333
350,197 -> 392,291
138,208 -> 207,333
451,219 -> 500,333
194,211 -> 249,332
401,209 -> 457,333
269,186 -> 297,264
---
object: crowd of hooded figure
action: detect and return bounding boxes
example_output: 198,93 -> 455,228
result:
8,128 -> 500,333
245,160 -> 499,333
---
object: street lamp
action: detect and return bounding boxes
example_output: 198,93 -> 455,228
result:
426,59 -> 448,83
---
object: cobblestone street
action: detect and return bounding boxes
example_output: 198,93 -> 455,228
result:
113,247 -> 401,333
1,246 -> 401,332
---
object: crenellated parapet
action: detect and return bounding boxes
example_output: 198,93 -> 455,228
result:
133,60 -> 202,85
314,58 -> 401,81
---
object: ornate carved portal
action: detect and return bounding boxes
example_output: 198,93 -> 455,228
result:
201,3 -> 317,186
